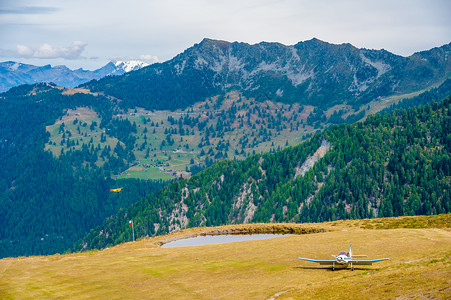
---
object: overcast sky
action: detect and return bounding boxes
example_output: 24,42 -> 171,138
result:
1,0 -> 450,70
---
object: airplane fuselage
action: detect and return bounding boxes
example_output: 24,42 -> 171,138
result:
298,244 -> 389,271
335,255 -> 350,264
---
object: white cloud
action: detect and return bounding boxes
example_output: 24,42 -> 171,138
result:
139,54 -> 160,64
9,41 -> 88,59
15,45 -> 33,56
1,0 -> 449,70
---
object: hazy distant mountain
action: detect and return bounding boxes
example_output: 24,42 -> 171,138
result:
0,60 -> 149,92
83,38 -> 451,110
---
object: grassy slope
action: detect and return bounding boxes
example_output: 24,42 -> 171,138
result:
43,88 -> 418,181
0,215 -> 450,299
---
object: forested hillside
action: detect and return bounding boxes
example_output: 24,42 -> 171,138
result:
0,84 -> 166,258
2,81 -> 447,258
77,96 -> 450,251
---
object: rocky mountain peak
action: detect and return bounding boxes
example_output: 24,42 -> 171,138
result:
81,38 -> 450,111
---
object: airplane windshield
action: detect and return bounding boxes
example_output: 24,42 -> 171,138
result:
338,251 -> 350,256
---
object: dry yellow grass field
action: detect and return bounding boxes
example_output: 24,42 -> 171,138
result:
0,215 -> 450,299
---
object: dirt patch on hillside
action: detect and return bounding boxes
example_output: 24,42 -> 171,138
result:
295,139 -> 331,179
62,88 -> 97,96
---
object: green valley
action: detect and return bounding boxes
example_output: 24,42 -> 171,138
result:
77,95 -> 450,251
44,85 -> 444,181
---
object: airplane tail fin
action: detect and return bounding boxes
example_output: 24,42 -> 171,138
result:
350,244 -> 368,257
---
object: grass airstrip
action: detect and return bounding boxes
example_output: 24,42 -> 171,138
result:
0,214 -> 450,299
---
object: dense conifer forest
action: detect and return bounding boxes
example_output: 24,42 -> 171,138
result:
77,96 -> 450,251
0,85 -> 166,258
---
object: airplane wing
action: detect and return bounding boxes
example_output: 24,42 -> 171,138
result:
349,258 -> 389,265
299,258 -> 336,265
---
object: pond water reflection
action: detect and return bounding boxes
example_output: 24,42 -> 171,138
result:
161,234 -> 294,248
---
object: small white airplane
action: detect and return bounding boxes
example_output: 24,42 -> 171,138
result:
299,244 -> 389,271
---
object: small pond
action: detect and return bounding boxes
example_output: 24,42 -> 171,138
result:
161,234 -> 294,248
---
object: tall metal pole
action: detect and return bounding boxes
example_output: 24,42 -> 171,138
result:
132,220 -> 135,242
129,220 -> 135,242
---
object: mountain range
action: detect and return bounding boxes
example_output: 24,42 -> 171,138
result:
83,38 -> 450,111
0,60 -> 149,93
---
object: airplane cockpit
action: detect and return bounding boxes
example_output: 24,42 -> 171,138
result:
338,251 -> 350,256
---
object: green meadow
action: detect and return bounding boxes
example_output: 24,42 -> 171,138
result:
1,214 -> 449,299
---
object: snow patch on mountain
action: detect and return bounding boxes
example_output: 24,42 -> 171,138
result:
0,60 -> 150,92
114,60 -> 149,72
